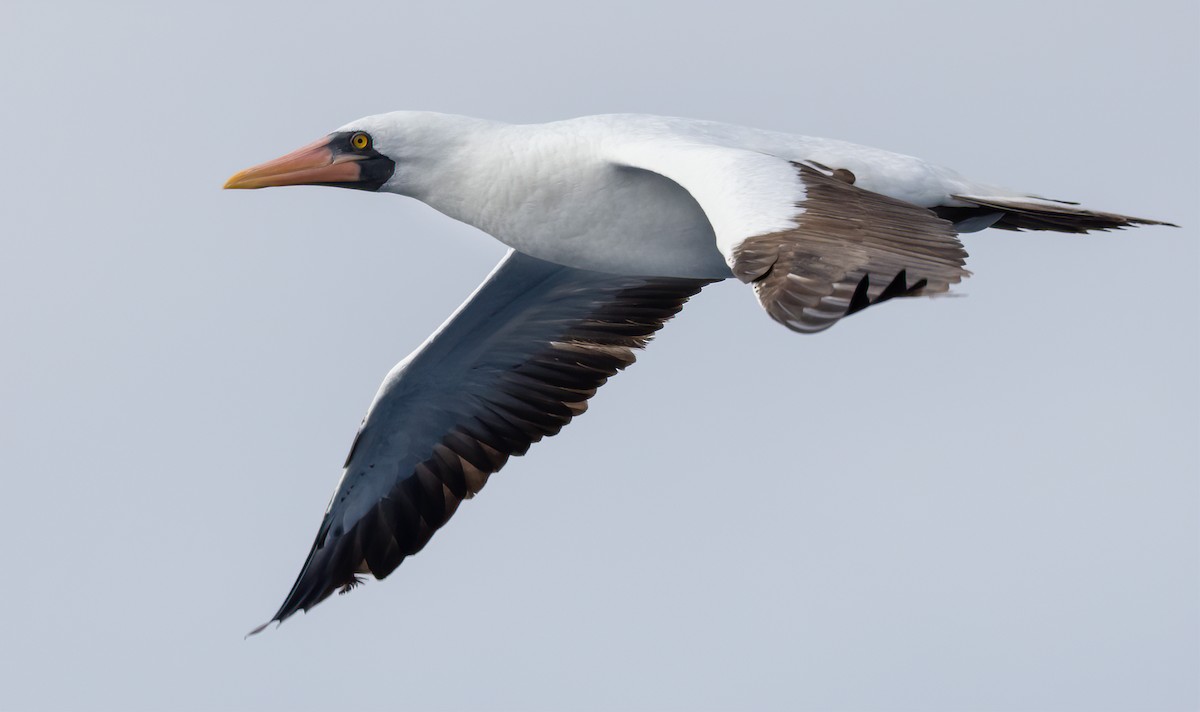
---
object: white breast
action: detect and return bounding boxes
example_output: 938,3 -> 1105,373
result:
415,124 -> 730,277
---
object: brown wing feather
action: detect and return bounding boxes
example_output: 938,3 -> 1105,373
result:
731,163 -> 970,333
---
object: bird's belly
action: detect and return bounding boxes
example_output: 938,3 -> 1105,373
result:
489,165 -> 732,279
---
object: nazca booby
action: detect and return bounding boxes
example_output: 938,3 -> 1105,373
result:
225,112 -> 1175,633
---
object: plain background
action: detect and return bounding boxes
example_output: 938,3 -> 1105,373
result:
1,1 -> 1197,710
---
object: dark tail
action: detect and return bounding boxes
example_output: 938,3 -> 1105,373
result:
935,194 -> 1178,234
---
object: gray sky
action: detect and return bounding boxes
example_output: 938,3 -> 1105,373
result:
1,1 -> 1197,710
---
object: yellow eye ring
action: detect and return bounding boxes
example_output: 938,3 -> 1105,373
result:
350,132 -> 371,150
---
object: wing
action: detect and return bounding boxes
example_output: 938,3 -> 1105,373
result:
253,250 -> 714,632
610,142 -> 970,333
731,163 -> 968,333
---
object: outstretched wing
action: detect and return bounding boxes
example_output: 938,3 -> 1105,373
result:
254,250 -> 713,632
610,142 -> 970,333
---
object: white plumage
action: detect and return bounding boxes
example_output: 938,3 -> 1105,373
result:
342,112 -> 1024,276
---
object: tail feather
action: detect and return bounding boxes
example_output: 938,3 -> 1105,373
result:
939,195 -> 1178,234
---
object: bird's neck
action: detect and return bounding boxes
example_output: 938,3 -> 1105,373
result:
392,117 -> 598,244
385,115 -> 510,223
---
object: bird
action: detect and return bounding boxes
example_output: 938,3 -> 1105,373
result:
225,112 -> 1175,633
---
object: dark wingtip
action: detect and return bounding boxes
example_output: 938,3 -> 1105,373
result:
1124,215 -> 1180,229
245,619 -> 277,638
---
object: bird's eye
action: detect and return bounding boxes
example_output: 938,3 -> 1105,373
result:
350,132 -> 371,150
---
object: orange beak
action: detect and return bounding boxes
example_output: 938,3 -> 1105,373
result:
224,137 -> 368,190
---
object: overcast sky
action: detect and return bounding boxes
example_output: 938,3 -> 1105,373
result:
1,1 -> 1196,710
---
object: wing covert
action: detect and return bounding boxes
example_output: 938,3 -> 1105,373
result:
611,139 -> 969,334
731,163 -> 969,333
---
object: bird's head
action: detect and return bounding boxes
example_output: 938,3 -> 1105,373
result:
224,112 -> 485,195
223,123 -> 396,193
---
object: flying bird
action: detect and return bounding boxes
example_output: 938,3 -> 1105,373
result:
225,112 -> 1174,633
